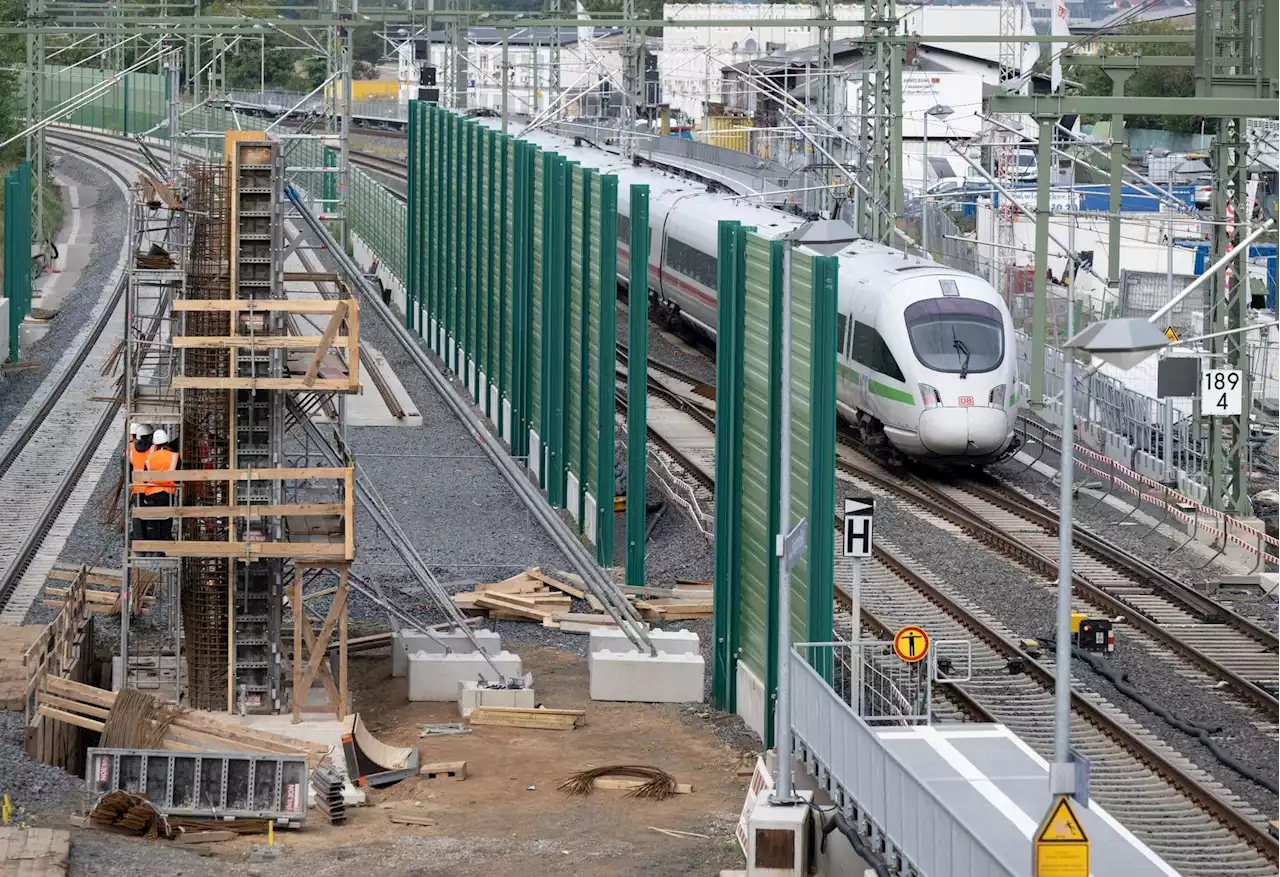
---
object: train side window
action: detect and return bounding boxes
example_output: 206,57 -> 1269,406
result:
852,321 -> 905,383
837,312 -> 850,356
665,236 -> 718,288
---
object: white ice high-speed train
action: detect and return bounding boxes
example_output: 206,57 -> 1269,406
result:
507,124 -> 1019,465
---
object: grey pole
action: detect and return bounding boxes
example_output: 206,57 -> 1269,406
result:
850,555 -> 861,715
922,110 -> 929,254
1052,300 -> 1076,797
501,30 -> 509,135
773,239 -> 798,804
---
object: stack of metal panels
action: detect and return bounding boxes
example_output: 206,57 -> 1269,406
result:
309,764 -> 346,824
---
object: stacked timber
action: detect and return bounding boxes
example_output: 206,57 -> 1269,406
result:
36,678 -> 329,767
41,564 -> 160,617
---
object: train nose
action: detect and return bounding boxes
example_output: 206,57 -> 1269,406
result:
917,407 -> 1011,457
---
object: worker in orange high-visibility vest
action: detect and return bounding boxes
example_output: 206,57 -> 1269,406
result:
141,428 -> 181,546
125,423 -> 154,543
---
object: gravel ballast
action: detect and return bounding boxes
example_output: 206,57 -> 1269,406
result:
864,483 -> 1279,817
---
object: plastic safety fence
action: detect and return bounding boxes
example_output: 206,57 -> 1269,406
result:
87,747 -> 308,824
710,221 -> 839,741
407,103 -> 619,563
3,162 -> 33,363
37,65 -> 170,139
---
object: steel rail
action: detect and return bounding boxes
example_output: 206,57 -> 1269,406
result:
0,137 -> 148,607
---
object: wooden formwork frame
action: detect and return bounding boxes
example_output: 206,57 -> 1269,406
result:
22,566 -> 94,772
291,563 -> 349,723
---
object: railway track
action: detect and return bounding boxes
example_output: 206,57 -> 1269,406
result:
0,136 -> 148,618
343,135 -> 1279,869
833,440 -> 1280,730
605,351 -> 1280,872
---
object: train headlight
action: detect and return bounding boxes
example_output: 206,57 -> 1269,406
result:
920,384 -> 944,408
989,384 -> 1007,407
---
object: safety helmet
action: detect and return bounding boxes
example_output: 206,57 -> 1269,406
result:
152,429 -> 170,445
130,422 -> 154,438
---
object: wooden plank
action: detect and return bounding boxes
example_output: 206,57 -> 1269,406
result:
419,760 -> 467,780
592,778 -> 693,794
303,301 -> 349,387
132,466 -> 350,484
555,620 -> 619,634
475,573 -> 541,594
172,299 -> 349,314
475,707 -> 585,717
37,693 -> 110,720
130,502 -> 345,520
172,335 -> 350,349
36,706 -> 104,733
525,568 -> 585,600
468,711 -> 579,731
177,831 -> 237,844
473,593 -> 551,620
131,541 -> 347,559
388,811 -> 436,826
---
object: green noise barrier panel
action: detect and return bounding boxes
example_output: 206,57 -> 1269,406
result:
407,104 -> 633,559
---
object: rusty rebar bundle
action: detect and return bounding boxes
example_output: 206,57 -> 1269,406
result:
557,765 -> 678,800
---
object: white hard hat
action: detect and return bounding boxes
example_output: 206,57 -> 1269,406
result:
130,422 -> 154,438
152,429 -> 170,445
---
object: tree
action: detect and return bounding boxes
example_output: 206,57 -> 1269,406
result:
1065,20 -> 1210,136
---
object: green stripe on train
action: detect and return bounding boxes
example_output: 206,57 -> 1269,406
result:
837,362 -> 915,405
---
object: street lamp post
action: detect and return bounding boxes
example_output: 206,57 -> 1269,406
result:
922,103 -> 953,254
1054,317 -> 1172,794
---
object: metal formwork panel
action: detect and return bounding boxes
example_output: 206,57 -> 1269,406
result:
737,233 -> 780,702
87,748 -> 308,824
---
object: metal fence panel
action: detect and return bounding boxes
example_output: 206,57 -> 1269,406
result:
567,165 -> 586,523
531,148 -> 545,454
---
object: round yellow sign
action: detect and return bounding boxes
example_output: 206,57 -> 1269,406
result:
893,626 -> 930,663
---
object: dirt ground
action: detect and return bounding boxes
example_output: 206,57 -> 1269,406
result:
60,647 -> 755,877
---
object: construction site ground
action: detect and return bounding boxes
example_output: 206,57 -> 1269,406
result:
31,645 -> 753,876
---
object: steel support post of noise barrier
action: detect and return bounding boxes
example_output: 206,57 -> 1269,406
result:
625,185 -> 650,587
284,188 -> 655,655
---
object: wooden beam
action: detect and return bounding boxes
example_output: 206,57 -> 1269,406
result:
132,466 -> 350,484
130,502 -> 345,520
591,778 -> 693,794
37,705 -> 105,733
294,574 -> 348,719
172,377 -> 353,391
173,299 -> 349,314
284,271 -> 341,282
131,541 -> 348,559
173,335 -> 350,350
303,301 -> 349,387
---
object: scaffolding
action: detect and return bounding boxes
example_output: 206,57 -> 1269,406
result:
123,133 -> 360,719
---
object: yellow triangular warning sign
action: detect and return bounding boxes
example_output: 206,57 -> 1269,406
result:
1037,796 -> 1088,844
1164,326 -> 1180,343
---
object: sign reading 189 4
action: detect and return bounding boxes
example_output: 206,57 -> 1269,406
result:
1202,369 -> 1243,416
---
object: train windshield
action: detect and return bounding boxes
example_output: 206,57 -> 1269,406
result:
904,298 -> 1004,376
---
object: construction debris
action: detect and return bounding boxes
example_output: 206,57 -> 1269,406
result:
417,723 -> 471,737
649,826 -> 710,839
452,568 -> 711,626
36,677 -> 328,766
468,706 -> 585,731
420,761 -> 467,781
89,790 -> 271,841
388,810 -> 436,827
558,766 -> 690,800
41,564 -> 160,617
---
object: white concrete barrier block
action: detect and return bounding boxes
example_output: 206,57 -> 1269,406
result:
589,649 -> 704,703
588,628 -> 700,656
393,629 -> 502,677
457,680 -> 536,717
408,650 -> 523,702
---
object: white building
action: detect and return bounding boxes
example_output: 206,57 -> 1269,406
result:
393,25 -> 626,116
660,2 -> 1041,124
